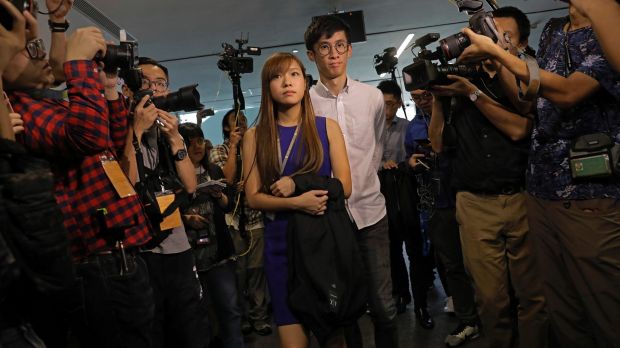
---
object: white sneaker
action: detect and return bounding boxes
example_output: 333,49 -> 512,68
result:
445,322 -> 480,347
443,296 -> 455,314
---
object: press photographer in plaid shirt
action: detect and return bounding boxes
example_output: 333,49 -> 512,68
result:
2,18 -> 155,348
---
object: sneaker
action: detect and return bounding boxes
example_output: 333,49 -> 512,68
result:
443,296 -> 455,315
445,322 -> 480,347
252,320 -> 272,336
241,320 -> 253,335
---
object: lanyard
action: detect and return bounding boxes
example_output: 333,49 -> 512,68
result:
276,123 -> 301,176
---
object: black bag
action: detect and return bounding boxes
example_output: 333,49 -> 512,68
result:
0,138 -> 74,297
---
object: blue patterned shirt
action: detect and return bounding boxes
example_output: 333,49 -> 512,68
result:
527,17 -> 620,200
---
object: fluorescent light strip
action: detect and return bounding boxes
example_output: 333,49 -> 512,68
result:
395,34 -> 415,58
380,33 -> 415,78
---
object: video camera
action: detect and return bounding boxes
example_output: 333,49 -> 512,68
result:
217,38 -> 261,75
401,33 -> 481,91
374,47 -> 398,75
438,0 -> 500,61
401,0 -> 500,91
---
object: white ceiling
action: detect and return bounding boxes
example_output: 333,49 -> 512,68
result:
38,0 -> 568,141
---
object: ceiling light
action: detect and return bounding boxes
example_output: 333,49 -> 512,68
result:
292,49 -> 299,53
395,33 -> 415,58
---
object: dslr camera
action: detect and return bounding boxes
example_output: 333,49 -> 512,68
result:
217,38 -> 261,75
0,0 -> 32,30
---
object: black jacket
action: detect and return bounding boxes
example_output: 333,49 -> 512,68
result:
378,163 -> 421,240
287,173 -> 367,345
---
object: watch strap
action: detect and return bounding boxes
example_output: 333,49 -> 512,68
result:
48,19 -> 70,33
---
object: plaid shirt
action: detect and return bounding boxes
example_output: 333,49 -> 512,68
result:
9,60 -> 151,260
210,140 -> 263,229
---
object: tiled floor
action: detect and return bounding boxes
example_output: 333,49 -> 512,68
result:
244,278 -> 467,348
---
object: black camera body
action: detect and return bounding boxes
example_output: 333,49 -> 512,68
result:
402,58 -> 481,91
374,47 -> 398,75
0,0 -> 32,30
134,84 -> 204,113
94,41 -> 139,73
217,39 -> 261,75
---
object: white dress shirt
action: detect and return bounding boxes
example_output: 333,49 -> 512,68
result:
310,77 -> 387,229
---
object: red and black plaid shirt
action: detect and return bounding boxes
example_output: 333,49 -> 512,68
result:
9,60 -> 151,261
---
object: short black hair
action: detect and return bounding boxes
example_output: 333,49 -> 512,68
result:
377,80 -> 402,100
138,57 -> 169,81
493,6 -> 531,43
304,15 -> 351,51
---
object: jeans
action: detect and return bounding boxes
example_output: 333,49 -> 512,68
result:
141,250 -> 205,348
200,262 -> 244,348
346,216 -> 399,348
72,252 -> 155,348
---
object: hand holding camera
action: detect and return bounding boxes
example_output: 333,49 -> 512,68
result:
66,27 -> 106,61
457,28 -> 501,64
46,0 -> 74,22
431,74 -> 478,97
133,94 -> 158,140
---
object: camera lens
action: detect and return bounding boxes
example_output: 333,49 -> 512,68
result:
439,32 -> 471,61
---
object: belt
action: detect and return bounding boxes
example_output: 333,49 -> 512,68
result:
467,184 -> 524,196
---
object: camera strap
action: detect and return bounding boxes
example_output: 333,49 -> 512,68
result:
22,88 -> 68,101
516,50 -> 541,102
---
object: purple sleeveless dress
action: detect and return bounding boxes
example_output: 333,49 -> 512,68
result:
264,116 -> 332,326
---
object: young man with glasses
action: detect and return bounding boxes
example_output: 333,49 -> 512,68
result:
406,88 -> 481,347
305,15 -> 397,348
2,18 -> 156,348
121,57 -> 204,348
377,80 -> 437,330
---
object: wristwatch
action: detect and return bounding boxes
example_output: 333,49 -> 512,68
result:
173,149 -> 187,161
469,89 -> 482,102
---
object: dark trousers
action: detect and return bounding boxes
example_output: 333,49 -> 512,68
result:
346,216 -> 398,348
388,212 -> 435,310
428,207 -> 477,323
142,250 -> 205,348
526,195 -> 620,348
230,227 -> 269,324
200,262 -> 244,348
73,252 -> 155,348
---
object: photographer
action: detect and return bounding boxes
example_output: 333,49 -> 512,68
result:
377,80 -> 436,330
429,7 -> 548,348
460,3 -> 620,347
123,57 -> 204,348
2,17 -> 155,348
406,89 -> 481,347
210,110 -> 272,336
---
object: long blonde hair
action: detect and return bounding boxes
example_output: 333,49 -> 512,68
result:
254,52 -> 323,192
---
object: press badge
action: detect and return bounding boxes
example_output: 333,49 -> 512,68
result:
156,191 -> 183,230
100,153 -> 137,198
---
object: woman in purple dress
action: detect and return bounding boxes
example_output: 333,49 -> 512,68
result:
243,52 -> 351,348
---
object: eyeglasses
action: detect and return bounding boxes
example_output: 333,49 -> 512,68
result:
316,40 -> 349,57
24,39 -> 46,60
411,91 -> 432,102
141,78 -> 168,92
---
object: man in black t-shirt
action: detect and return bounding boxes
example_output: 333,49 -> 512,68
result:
428,8 -> 548,348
